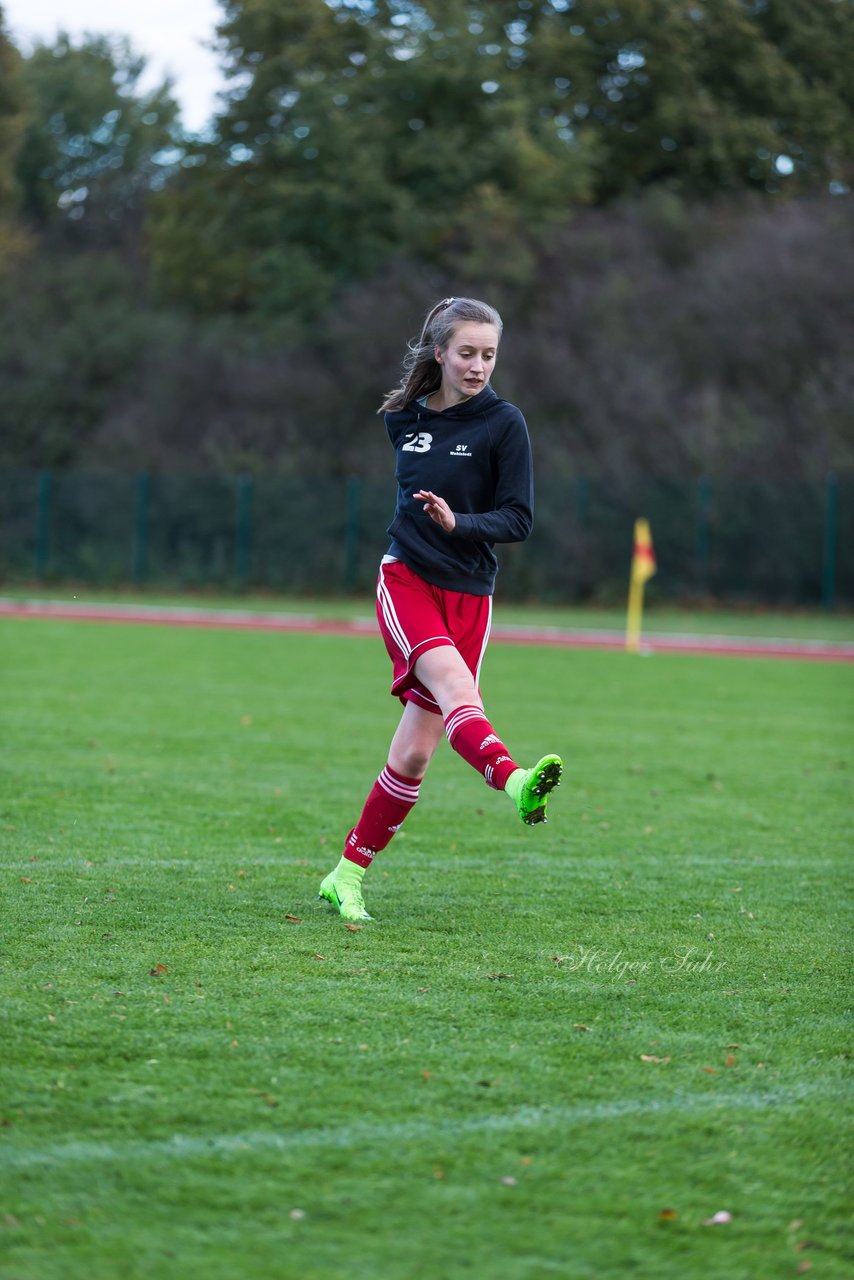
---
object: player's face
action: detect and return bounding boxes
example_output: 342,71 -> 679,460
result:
435,322 -> 499,405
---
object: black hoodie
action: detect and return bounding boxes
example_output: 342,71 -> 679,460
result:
384,384 -> 534,596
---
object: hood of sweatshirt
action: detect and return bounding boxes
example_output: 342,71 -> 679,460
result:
384,383 -> 500,429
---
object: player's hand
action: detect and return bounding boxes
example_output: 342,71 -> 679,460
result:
413,490 -> 456,533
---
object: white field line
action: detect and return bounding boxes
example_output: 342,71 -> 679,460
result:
1,1083 -> 837,1171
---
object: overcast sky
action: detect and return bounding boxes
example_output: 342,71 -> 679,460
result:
3,0 -> 226,131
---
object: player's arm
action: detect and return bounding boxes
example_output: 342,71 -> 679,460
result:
449,415 -> 534,544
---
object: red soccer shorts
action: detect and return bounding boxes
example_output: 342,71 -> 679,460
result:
375,557 -> 493,714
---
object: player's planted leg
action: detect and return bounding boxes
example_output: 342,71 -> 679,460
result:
319,858 -> 373,922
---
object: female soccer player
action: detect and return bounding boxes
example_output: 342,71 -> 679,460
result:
319,296 -> 562,921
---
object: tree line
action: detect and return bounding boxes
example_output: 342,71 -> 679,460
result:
0,0 -> 852,490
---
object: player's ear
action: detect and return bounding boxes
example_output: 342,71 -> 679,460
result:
434,346 -> 443,363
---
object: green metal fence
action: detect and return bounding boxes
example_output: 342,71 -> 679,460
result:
0,469 -> 850,606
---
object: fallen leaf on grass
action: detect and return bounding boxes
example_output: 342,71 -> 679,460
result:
343,923 -> 363,932
500,1176 -> 517,1186
487,972 -> 512,981
289,1209 -> 306,1220
552,955 -> 568,965
702,1210 -> 732,1226
284,915 -> 303,924
312,953 -> 327,961
725,1054 -> 738,1067
574,1024 -> 591,1032
640,1054 -> 671,1064
248,1089 -> 278,1107
149,964 -> 168,976
658,1208 -> 679,1222
702,1067 -> 719,1074
796,1262 -> 813,1274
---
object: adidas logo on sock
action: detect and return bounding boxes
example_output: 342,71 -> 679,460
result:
480,734 -> 501,750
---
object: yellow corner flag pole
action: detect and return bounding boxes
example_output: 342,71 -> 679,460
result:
626,518 -> 656,652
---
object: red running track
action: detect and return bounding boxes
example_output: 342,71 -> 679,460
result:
2,598 -> 852,663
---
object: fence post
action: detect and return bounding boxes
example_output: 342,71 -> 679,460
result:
235,474 -> 254,586
822,471 -> 838,611
695,476 -> 712,590
35,470 -> 51,580
133,473 -> 150,584
344,476 -> 361,592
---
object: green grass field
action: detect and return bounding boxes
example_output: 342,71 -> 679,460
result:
1,612 -> 851,1279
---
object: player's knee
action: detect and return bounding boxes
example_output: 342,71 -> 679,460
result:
390,730 -> 438,779
397,744 -> 432,778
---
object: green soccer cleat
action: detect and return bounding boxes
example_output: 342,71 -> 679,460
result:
319,864 -> 374,922
506,755 -> 563,826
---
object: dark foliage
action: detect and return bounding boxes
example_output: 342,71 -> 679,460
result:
1,193 -> 851,492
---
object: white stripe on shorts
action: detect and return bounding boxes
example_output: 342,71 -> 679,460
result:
474,595 -> 493,686
377,562 -> 412,658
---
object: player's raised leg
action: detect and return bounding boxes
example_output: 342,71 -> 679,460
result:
413,646 -> 563,825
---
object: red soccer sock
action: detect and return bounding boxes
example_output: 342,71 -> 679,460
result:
343,764 -> 422,868
444,704 -> 519,791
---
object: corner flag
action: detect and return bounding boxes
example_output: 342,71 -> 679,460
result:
626,518 -> 656,652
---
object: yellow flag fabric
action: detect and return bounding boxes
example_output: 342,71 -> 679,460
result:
631,518 -> 656,585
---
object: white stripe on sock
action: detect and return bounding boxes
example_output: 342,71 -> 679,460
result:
445,705 -> 486,742
379,767 -> 420,803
